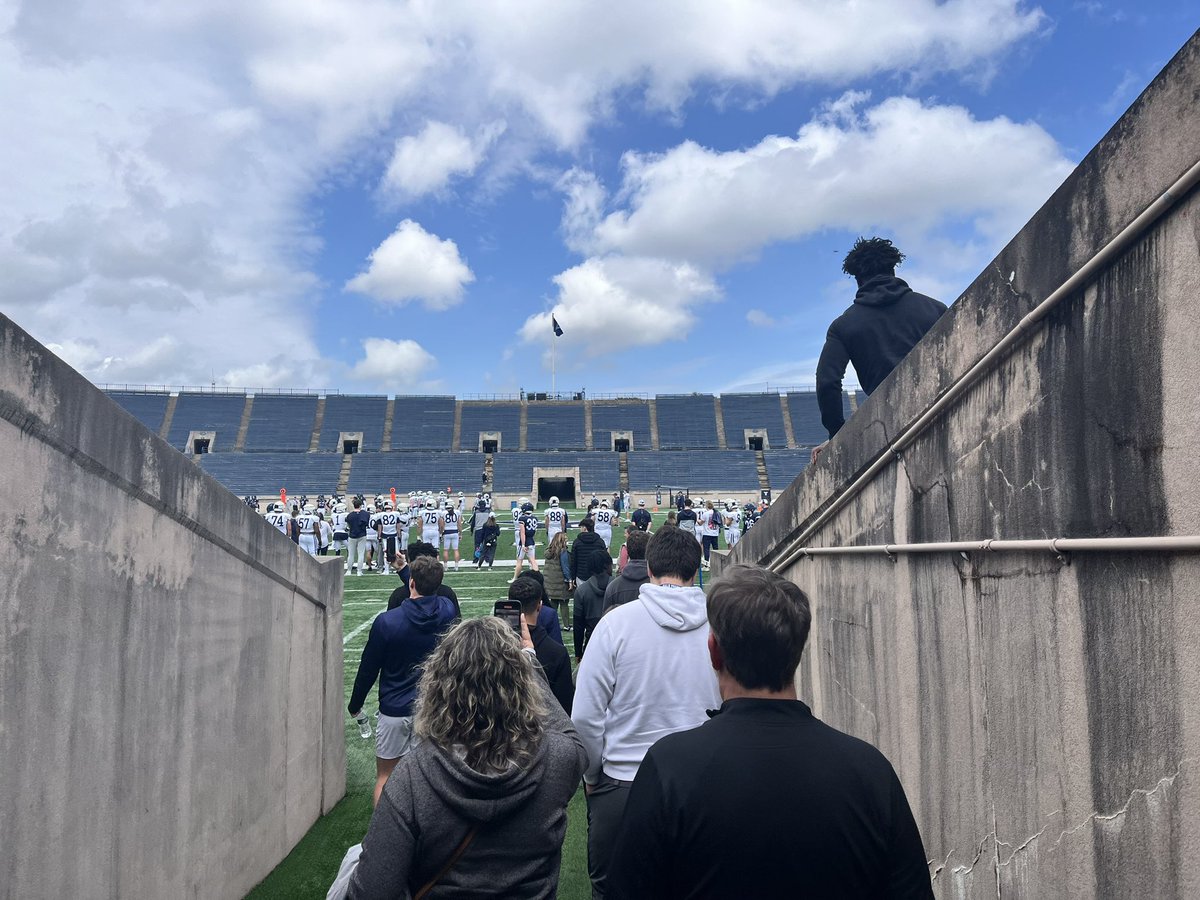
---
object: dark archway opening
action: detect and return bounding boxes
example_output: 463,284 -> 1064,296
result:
614,438 -> 631,452
537,477 -> 576,504
748,435 -> 765,451
342,439 -> 359,454
482,439 -> 499,453
193,438 -> 210,454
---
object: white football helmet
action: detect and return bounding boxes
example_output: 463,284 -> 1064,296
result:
425,497 -> 437,509
519,497 -> 530,507
302,504 -> 314,514
549,496 -> 559,507
444,499 -> 454,509
335,503 -> 347,513
600,498 -> 609,508
383,499 -> 394,510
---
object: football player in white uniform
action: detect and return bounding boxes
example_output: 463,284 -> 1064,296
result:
297,504 -> 321,556
331,502 -> 349,556
512,500 -> 523,548
420,497 -> 442,547
377,500 -> 402,575
264,502 -> 290,536
441,500 -> 463,570
723,498 -> 743,548
544,496 -> 569,541
593,498 -> 618,549
362,503 -> 382,571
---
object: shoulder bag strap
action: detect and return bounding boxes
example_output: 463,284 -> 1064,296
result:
413,825 -> 480,900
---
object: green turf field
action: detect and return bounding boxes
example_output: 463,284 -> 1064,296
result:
246,505 -> 707,899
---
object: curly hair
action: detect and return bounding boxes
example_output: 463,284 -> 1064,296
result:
414,616 -> 545,774
842,236 -> 905,280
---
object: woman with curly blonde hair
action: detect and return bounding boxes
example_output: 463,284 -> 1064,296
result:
347,615 -> 587,899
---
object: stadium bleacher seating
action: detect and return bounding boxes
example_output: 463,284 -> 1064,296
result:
459,402 -> 521,449
391,396 -> 455,449
590,401 -> 652,450
763,449 -> 810,489
720,393 -> 787,448
346,452 -> 484,494
655,395 -> 719,449
491,452 -> 619,493
627,450 -> 758,491
107,390 -> 169,434
788,390 -> 862,444
525,403 -> 586,449
155,390 -> 864,498
167,392 -> 247,452
243,395 -> 319,451
319,395 -> 387,451
198,452 -> 342,494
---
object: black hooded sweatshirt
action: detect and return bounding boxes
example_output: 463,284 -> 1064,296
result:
815,274 -> 946,439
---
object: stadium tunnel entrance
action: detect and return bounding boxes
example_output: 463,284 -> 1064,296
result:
537,477 -> 576,504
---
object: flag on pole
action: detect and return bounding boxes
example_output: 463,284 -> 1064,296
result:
552,315 -> 564,337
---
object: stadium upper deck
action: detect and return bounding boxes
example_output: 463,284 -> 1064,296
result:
104,388 -> 865,496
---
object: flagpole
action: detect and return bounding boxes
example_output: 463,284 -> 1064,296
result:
551,333 -> 557,395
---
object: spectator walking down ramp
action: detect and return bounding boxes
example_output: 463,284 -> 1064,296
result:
609,564 -> 932,899
813,236 -> 946,463
571,526 -> 719,898
342,616 -> 586,900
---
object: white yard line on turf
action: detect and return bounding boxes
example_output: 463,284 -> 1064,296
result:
343,612 -> 382,645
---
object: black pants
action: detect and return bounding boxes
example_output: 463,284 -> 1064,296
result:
702,534 -> 718,560
573,610 -> 599,659
585,773 -> 633,899
479,543 -> 497,566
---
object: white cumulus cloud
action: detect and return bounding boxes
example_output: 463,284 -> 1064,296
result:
591,92 -> 1075,266
519,256 -> 720,361
382,120 -> 506,198
351,338 -> 438,388
345,220 -> 475,310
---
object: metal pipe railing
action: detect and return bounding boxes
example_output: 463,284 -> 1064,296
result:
766,155 -> 1200,573
796,535 -> 1200,560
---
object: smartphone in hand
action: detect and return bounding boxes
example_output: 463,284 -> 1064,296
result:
493,600 -> 523,635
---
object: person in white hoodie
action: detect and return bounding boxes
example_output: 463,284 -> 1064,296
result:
571,525 -> 719,898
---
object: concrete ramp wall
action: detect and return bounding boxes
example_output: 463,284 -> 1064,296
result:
0,316 -> 346,898
720,33 -> 1200,898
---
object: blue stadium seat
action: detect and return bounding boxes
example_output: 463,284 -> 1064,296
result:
763,449 -> 810,490
627,450 -> 758,491
346,452 -> 484,494
590,401 -> 652,450
459,403 -> 521,449
198,452 -> 342,494
491,452 -> 619,493
525,403 -> 586,449
720,393 -> 787,448
391,396 -> 456,449
319,395 -> 387,451
655,395 -> 719,449
107,390 -> 169,434
243,395 -> 319,451
167,392 -> 247,452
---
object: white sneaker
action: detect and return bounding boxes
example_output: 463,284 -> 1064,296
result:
356,571 -> 363,577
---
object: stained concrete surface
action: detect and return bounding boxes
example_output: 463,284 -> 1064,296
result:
719,31 -> 1200,899
0,315 -> 345,899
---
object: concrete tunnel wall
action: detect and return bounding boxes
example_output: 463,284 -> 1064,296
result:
716,32 -> 1200,899
0,316 -> 346,898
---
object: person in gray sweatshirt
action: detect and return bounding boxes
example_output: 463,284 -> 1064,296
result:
348,615 -> 587,899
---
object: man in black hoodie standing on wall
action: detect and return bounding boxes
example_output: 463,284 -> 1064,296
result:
813,238 -> 946,463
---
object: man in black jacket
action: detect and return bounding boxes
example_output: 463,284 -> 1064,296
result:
813,237 -> 946,462
609,564 -> 932,899
511,577 -> 574,714
570,518 -> 611,584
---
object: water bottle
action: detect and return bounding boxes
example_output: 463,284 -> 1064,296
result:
355,712 -> 372,740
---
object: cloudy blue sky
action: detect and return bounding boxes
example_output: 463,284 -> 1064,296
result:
1,2 -> 1195,397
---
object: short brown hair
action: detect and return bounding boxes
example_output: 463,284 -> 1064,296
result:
410,555 -> 444,596
624,528 -> 649,561
706,564 -> 811,691
646,525 -> 701,582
